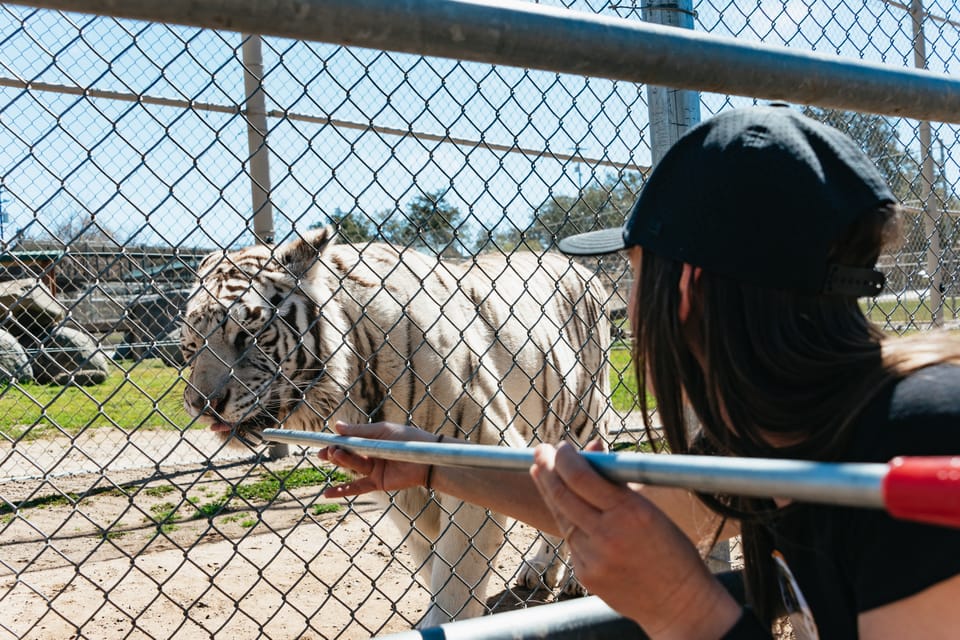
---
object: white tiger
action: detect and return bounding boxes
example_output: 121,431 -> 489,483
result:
180,227 -> 611,626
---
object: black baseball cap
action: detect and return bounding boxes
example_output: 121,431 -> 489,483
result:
558,105 -> 896,297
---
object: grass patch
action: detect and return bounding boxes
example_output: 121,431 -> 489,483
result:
194,498 -> 229,519
609,346 -> 657,414
609,346 -> 637,413
0,359 -> 193,440
862,296 -> 960,330
3,464 -> 346,534
150,501 -> 178,520
149,501 -> 181,533
311,503 -> 341,515
0,492 -> 78,515
232,467 -> 349,503
144,485 -> 176,498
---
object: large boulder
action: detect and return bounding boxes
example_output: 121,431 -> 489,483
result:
117,290 -> 190,365
33,326 -> 111,386
0,278 -> 67,344
0,328 -> 32,382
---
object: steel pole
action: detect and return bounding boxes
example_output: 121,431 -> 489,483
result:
11,0 -> 960,123
241,34 -> 276,247
264,429 -> 960,528
639,0 -> 701,165
263,429 -> 888,508
911,0 -> 943,327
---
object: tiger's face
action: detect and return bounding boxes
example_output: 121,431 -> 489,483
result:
181,228 -> 344,445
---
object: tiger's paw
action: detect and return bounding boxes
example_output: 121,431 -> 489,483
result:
515,555 -> 563,591
559,571 -> 587,596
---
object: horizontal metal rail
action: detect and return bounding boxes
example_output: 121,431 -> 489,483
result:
0,76 -> 642,173
267,430 -> 960,529
377,595 -> 646,640
263,429 -> 888,509
10,0 -> 960,123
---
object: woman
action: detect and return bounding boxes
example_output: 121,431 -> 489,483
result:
319,105 -> 960,638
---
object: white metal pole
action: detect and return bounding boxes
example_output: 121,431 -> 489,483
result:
263,429 -> 960,529
910,0 -> 943,327
241,34 -> 276,247
264,429 -> 887,507
640,0 -> 701,166
242,34 -> 284,459
11,0 -> 960,124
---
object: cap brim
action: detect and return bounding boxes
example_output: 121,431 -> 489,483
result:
556,228 -> 626,256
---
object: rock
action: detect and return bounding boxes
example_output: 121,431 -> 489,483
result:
52,370 -> 108,386
33,326 -> 111,385
118,290 -> 190,364
0,328 -> 32,382
0,278 -> 67,343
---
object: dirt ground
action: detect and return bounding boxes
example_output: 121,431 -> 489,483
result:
0,430 -> 580,640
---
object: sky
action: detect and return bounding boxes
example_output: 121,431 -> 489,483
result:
0,0 -> 958,252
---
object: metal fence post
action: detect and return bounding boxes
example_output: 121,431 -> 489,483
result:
910,0 -> 943,328
640,0 -> 730,571
640,0 -> 701,165
242,33 -> 287,459
241,34 -> 276,247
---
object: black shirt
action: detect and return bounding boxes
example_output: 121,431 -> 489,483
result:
771,363 -> 960,638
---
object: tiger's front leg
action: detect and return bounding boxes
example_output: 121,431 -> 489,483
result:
416,495 -> 509,628
516,534 -> 587,596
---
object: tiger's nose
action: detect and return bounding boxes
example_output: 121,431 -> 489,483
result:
184,386 -> 227,417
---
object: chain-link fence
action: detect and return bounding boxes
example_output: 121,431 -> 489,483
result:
1,1 -> 958,638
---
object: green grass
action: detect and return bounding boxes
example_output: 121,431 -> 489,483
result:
144,485 -> 176,498
232,467 -> 350,503
609,345 -> 647,414
0,351 -> 646,442
862,296 -> 960,330
312,503 -> 341,515
0,358 -> 193,440
149,501 -> 181,532
194,498 -> 229,518
4,463 -> 347,541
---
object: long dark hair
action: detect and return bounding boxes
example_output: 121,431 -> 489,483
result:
632,203 -> 960,627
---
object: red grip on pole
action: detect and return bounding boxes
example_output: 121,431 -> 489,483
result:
883,457 -> 960,529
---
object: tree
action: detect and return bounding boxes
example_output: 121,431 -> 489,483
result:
490,172 -> 643,252
379,189 -> 471,256
311,207 -> 377,244
29,210 -> 118,247
801,106 -> 920,202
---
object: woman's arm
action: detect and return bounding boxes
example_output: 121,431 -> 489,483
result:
320,421 -> 730,543
322,422 -> 746,637
858,574 -> 960,639
319,421 -> 564,533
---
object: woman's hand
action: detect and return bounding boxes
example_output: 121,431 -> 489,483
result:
319,421 -> 438,498
529,441 -> 741,638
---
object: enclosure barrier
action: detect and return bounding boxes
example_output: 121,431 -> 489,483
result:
12,0 -> 960,123
264,430 -> 960,528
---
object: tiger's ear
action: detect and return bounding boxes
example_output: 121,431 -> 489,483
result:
274,227 -> 336,277
195,251 -> 223,279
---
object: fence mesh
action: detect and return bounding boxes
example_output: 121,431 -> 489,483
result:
1,1 -> 958,638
